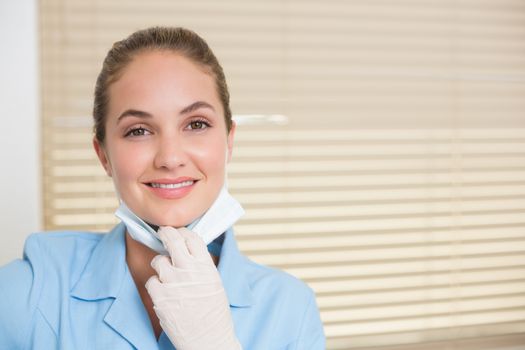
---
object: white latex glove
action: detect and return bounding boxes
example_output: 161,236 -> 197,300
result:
145,226 -> 242,350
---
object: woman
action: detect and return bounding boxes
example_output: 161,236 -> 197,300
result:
0,27 -> 325,349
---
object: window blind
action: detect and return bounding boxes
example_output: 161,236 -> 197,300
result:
40,0 -> 525,349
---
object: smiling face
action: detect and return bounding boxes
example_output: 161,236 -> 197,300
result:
93,50 -> 235,227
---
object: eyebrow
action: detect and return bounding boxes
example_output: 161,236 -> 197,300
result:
117,109 -> 152,123
117,101 -> 215,123
180,101 -> 215,115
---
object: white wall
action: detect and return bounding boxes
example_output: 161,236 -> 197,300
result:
0,0 -> 40,265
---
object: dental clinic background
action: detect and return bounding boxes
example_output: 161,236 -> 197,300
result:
1,1 -> 525,349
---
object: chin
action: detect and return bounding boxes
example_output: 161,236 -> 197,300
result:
148,212 -> 199,228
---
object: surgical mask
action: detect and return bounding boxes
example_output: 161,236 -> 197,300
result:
115,186 -> 245,255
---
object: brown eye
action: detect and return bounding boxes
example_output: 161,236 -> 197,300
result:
190,121 -> 204,129
188,120 -> 210,130
125,127 -> 150,137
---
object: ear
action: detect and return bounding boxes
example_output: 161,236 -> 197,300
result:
93,137 -> 112,177
226,121 -> 236,163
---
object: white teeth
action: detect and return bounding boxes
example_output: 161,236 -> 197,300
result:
150,180 -> 194,189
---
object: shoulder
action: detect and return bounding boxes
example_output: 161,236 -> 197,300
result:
0,231 -> 103,346
243,256 -> 315,302
20,231 -> 104,288
0,231 -> 104,299
239,256 -> 325,349
24,230 -> 104,252
22,231 -> 103,267
241,256 -> 319,328
221,229 -> 316,306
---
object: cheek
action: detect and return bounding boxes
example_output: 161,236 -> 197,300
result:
109,145 -> 152,182
190,137 -> 228,176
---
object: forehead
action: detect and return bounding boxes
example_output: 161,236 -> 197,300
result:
123,50 -> 209,76
107,50 -> 221,114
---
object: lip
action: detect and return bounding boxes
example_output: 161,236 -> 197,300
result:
144,177 -> 198,200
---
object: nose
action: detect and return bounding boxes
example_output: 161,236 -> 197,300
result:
153,133 -> 188,170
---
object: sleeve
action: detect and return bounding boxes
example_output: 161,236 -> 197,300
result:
0,258 -> 36,349
289,288 -> 326,350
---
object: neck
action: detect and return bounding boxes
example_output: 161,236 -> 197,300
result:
125,231 -> 161,338
125,232 -> 158,285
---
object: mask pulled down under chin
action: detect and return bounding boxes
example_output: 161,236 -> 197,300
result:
114,187 -> 245,255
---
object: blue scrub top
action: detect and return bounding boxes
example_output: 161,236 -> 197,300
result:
0,223 -> 325,349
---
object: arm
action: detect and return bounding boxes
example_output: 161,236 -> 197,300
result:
0,259 -> 34,349
0,236 -> 58,350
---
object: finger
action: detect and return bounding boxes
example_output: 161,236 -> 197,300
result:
177,227 -> 210,261
150,255 -> 173,283
152,254 -> 215,283
144,275 -> 163,298
158,226 -> 193,268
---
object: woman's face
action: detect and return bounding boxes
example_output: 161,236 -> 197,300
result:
94,51 -> 235,227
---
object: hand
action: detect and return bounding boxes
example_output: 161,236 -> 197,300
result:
145,226 -> 242,350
